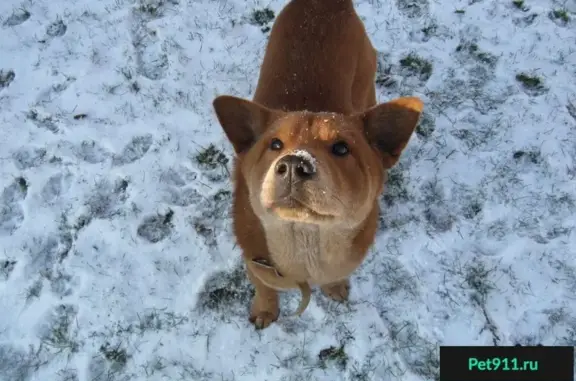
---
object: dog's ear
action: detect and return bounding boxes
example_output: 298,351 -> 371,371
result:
213,95 -> 284,154
359,97 -> 423,168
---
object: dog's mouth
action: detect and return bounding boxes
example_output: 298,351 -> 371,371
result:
266,196 -> 334,222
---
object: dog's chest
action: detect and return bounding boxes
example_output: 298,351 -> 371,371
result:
264,225 -> 358,285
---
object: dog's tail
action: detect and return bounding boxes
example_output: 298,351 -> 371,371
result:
247,259 -> 311,316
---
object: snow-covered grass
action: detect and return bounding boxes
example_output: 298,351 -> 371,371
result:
0,0 -> 575,379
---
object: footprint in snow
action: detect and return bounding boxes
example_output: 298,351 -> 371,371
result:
26,109 -> 60,133
159,167 -> 197,187
45,269 -> 80,298
0,69 -> 15,89
36,77 -> 75,105
85,178 -> 129,219
396,0 -> 430,18
1,177 -> 28,204
137,209 -> 174,243
131,6 -> 170,80
37,304 -> 78,350
56,140 -> 112,164
56,369 -> 78,381
159,167 -> 202,206
0,345 -> 33,381
164,187 -> 203,207
0,259 -> 17,281
41,172 -> 73,204
46,19 -> 67,38
74,140 -> 111,164
0,177 -> 28,236
195,264 -> 253,318
112,135 -> 153,166
12,146 -> 47,170
23,235 -> 71,276
2,9 -> 30,27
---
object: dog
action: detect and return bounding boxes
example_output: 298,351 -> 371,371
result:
212,0 -> 423,329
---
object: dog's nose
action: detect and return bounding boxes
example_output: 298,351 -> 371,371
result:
275,154 -> 316,180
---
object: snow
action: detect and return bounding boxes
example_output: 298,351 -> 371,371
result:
291,149 -> 317,172
0,0 -> 575,380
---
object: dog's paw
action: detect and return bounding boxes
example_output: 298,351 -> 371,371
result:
321,279 -> 350,302
249,293 -> 279,329
249,310 -> 278,330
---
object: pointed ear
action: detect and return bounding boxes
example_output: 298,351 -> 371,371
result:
360,97 -> 423,168
212,95 -> 283,154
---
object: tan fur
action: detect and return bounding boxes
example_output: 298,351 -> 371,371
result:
246,259 -> 311,316
212,0 -> 424,329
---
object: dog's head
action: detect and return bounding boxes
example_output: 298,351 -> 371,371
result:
213,96 -> 423,227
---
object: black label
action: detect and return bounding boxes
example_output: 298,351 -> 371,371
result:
440,346 -> 574,381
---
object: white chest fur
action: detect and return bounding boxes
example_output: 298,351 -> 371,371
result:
264,222 -> 361,285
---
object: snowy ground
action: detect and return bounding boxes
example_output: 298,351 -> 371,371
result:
0,0 -> 575,379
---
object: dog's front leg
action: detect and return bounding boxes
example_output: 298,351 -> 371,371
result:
245,260 -> 279,329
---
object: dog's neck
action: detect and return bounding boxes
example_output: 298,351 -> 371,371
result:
261,218 -> 364,285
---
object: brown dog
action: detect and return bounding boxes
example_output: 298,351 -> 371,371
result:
212,0 -> 423,329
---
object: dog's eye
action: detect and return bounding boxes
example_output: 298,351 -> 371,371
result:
270,138 -> 284,151
331,141 -> 349,156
